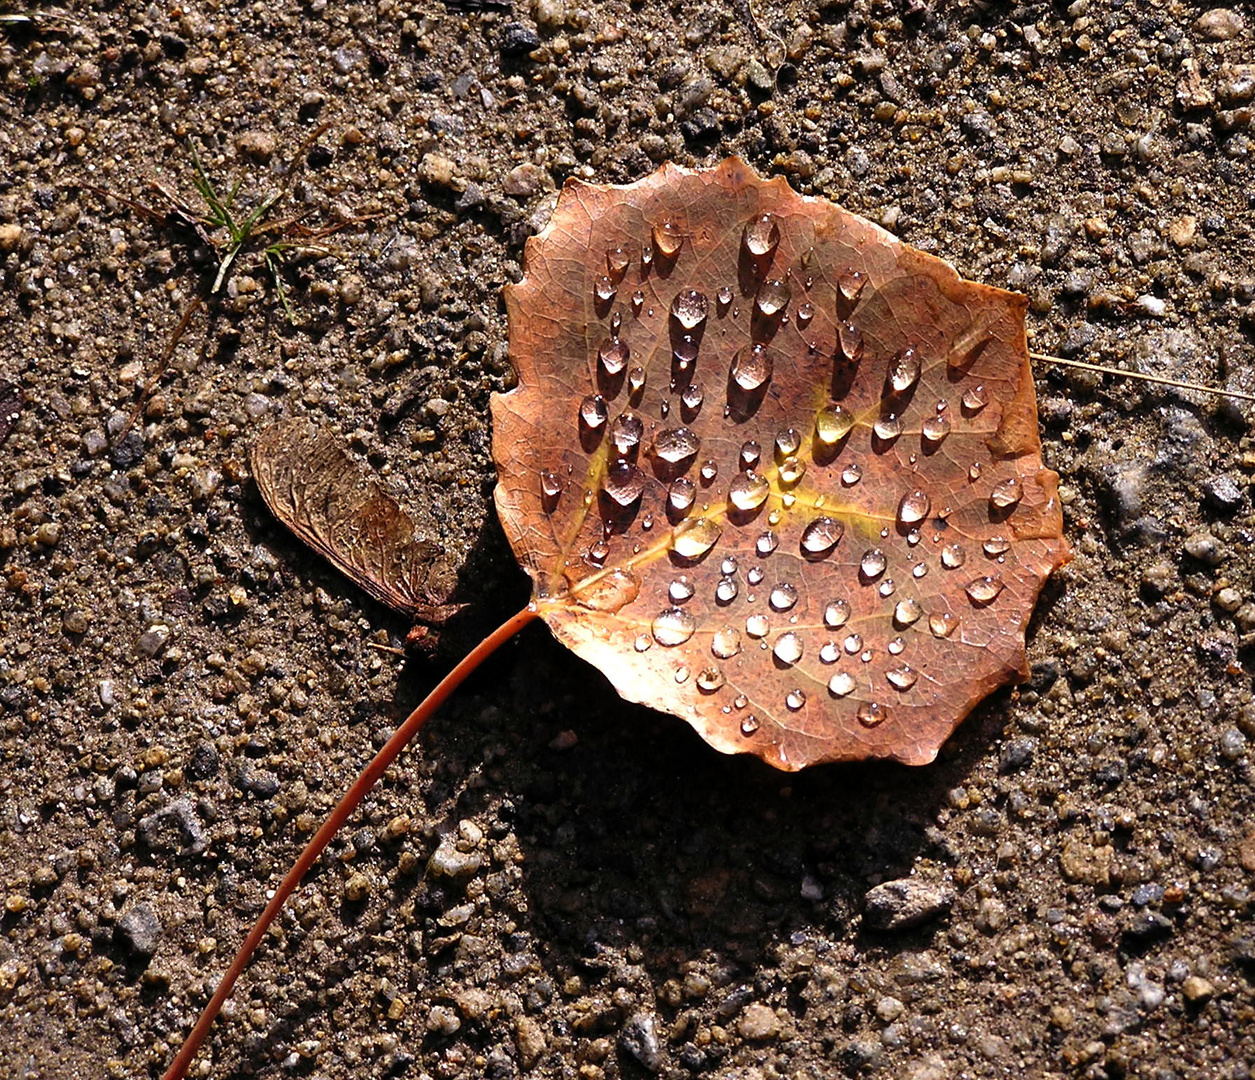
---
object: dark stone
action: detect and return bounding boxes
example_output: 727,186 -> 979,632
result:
1059,322 -> 1098,357
1124,909 -> 1174,943
307,144 -> 334,168
499,22 -> 541,57
186,741 -> 220,780
110,432 -> 145,469
235,764 -> 280,798
999,736 -> 1037,773
115,903 -> 162,959
620,1012 -> 663,1072
1203,473 -> 1244,515
159,33 -> 188,58
680,107 -> 721,145
138,798 -> 208,856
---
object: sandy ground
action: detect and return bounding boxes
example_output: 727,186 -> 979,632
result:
2,1 -> 1254,1078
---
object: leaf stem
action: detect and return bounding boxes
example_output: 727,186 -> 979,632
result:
1030,351 -> 1255,404
162,604 -> 541,1080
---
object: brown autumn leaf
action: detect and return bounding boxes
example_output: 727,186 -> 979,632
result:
493,157 -> 1069,770
251,419 -> 461,625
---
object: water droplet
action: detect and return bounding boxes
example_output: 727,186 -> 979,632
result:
801,517 -> 844,558
611,311 -> 623,334
672,334 -> 698,368
747,566 -> 765,586
699,459 -> 717,483
610,412 -> 643,457
671,516 -> 722,558
983,535 -> 1010,556
859,548 -> 887,580
652,607 -> 696,646
715,577 -> 738,603
737,440 -> 761,468
767,509 -> 782,525
631,289 -> 645,310
843,633 -> 863,654
838,269 -> 867,305
962,383 -> 989,412
882,665 -> 917,693
941,543 -> 966,569
540,470 -> 561,498
887,636 -> 905,655
599,337 -> 629,374
839,321 -> 864,362
968,462 -> 983,482
824,599 -> 851,628
743,213 -> 780,258
680,383 -> 703,411
634,634 -> 652,652
720,556 -> 738,575
966,575 -> 1004,603
756,530 -> 779,556
950,320 -> 994,369
642,513 -> 653,530
696,667 -> 725,692
652,426 -> 701,464
841,464 -> 863,486
594,275 -> 615,301
897,489 -> 931,526
922,414 -> 951,444
819,642 -> 840,663
588,538 -> 609,561
857,702 -> 887,727
653,219 -> 683,258
873,413 -> 902,441
668,576 -> 695,603
769,583 -> 798,611
756,278 -> 791,317
815,404 -> 855,444
746,613 -> 769,637
878,579 -> 895,598
668,476 -> 696,512
580,394 -> 609,429
717,284 -> 734,306
641,244 -> 653,267
774,428 -> 800,457
629,366 -> 646,392
929,612 -> 958,638
740,714 -> 760,736
712,626 -> 742,659
785,688 -> 806,711
913,562 -> 928,579
606,245 -> 631,277
773,632 -> 803,665
675,666 -> 689,684
990,477 -> 1022,510
778,456 -> 806,484
888,346 -> 921,393
729,470 -> 770,511
894,598 -> 923,626
603,459 -> 645,505
731,343 -> 773,390
828,672 -> 856,697
797,301 -> 815,325
669,288 -> 708,331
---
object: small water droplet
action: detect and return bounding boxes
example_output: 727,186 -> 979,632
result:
815,404 -> 855,444
841,463 -> 863,486
720,556 -> 738,575
652,607 -> 696,646
843,633 -> 863,654
594,275 -> 616,302
540,470 -> 561,498
774,632 -> 803,665
734,694 -> 748,710
819,642 -> 840,663
696,667 -> 725,692
878,579 -> 896,598
740,714 -> 760,736
729,470 -> 770,511
588,538 -> 609,561
642,513 -> 653,530
653,219 -> 683,258
675,666 -> 690,683
886,665 -> 918,691
671,516 -> 722,558
907,530 -> 921,547
611,311 -> 623,334
797,301 -> 815,325
968,462 -> 983,482
785,688 -> 807,711
680,383 -> 703,411
580,394 -> 608,429
824,599 -> 851,628
941,543 -> 966,569
894,598 -> 923,626
839,321 -> 864,361
897,489 -> 931,527
603,459 -> 645,505
922,414 -> 951,444
775,427 -> 801,456
610,411 -> 643,456
717,284 -> 734,306
731,343 -> 773,390
660,401 -> 670,418
913,562 -> 928,579
743,213 -> 780,258
778,456 -> 806,485
767,508 -> 782,525
699,459 -> 717,483
740,440 -> 762,468
629,366 -> 646,392
857,702 -> 887,727
631,289 -> 645,310
962,383 -> 989,412
983,535 -> 1010,556
838,269 -> 866,304
668,476 -> 696,512
606,245 -> 631,277
828,672 -> 856,697
641,243 -> 653,267
652,426 -> 701,464
966,575 -> 1004,603
756,278 -> 791,317
669,576 -> 695,603
888,346 -> 921,393
990,477 -> 1022,510
634,634 -> 652,652
873,413 -> 902,441
598,337 -> 629,375
756,530 -> 779,556
716,576 -> 738,603
747,566 -> 765,586
860,548 -> 887,580
746,613 -> 769,638
672,334 -> 698,369
712,626 -> 742,659
800,517 -> 844,558
769,583 -> 798,611
929,612 -> 958,638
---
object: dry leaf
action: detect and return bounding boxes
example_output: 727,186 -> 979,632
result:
251,420 -> 460,625
494,157 -> 1068,770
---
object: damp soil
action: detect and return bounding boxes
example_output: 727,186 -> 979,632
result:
2,2 -> 1255,1079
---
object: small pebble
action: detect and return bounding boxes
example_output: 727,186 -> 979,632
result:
864,878 -> 954,930
1181,975 -> 1215,1005
115,904 -> 162,959
619,1012 -> 662,1072
1195,9 -> 1244,40
737,1002 -> 780,1041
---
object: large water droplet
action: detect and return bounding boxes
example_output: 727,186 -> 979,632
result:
893,598 -> 922,627
828,672 -> 856,697
652,426 -> 701,464
652,607 -> 696,646
609,413 -> 643,457
929,612 -> 958,638
668,476 -> 696,512
680,383 -> 703,411
606,245 -> 631,277
594,275 -> 616,302
712,626 -> 742,659
697,667 -> 725,692
580,394 -> 608,429
838,269 -> 866,306
773,632 -> 803,665
886,666 -> 917,691
860,548 -> 887,580
571,568 -> 641,612
922,414 -> 951,444
962,383 -> 989,412
715,576 -> 738,603
819,642 -> 839,664
878,579 -> 896,598
721,556 -> 738,575
652,219 -> 683,258
816,404 -> 855,444
743,213 -> 780,258
778,456 -> 806,485
540,470 -> 561,498
897,489 -> 931,526
785,688 -> 807,711
990,477 -> 1022,510
729,470 -> 770,511
824,599 -> 851,628
670,289 -> 708,331
966,575 -> 1005,603
604,459 -> 645,505
940,542 -> 966,569
801,517 -> 844,558
672,517 -> 722,558
599,338 -> 629,375
888,346 -> 921,393
756,530 -> 779,555
731,343 -> 773,390
856,702 -> 887,727
745,613 -> 769,638
669,576 -> 695,602
839,321 -> 864,362
756,278 -> 791,317
983,535 -> 1010,556
873,414 -> 902,441
842,464 -> 863,486
769,583 -> 798,611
